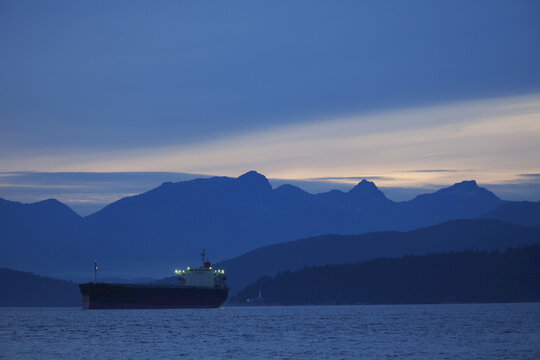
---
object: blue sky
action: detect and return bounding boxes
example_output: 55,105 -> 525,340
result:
1,0 -> 539,213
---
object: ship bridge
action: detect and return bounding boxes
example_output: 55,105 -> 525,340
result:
174,250 -> 227,288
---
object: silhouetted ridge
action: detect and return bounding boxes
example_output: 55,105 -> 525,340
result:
0,197 -> 81,220
236,171 -> 272,191
479,201 -> 540,227
274,184 -> 310,197
431,180 -> 498,198
347,179 -> 389,202
448,180 -> 479,191
0,267 -> 80,307
233,244 -> 540,305
400,180 -> 502,224
216,219 -> 540,293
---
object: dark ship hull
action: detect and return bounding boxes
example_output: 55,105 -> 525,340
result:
79,283 -> 229,309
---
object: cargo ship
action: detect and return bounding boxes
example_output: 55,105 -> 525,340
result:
79,250 -> 228,309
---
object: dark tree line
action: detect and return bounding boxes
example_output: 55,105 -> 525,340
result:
233,244 -> 540,305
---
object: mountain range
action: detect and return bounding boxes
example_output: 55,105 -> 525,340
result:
233,244 -> 540,305
215,219 -> 540,294
0,171 -> 538,280
0,267 -> 80,307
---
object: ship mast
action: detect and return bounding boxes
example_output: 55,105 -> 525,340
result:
201,249 -> 206,265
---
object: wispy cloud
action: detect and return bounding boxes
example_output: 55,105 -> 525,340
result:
1,94 -> 539,190
305,176 -> 397,183
406,169 -> 463,173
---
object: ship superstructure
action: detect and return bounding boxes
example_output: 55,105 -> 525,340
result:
175,249 -> 227,288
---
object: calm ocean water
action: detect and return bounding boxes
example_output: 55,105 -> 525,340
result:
1,303 -> 539,359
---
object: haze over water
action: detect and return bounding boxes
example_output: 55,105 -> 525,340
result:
1,303 -> 539,360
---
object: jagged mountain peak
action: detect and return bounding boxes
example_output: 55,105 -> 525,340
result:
347,179 -> 388,201
236,171 -> 272,191
410,180 -> 502,211
355,179 -> 377,188
238,170 -> 266,180
436,180 -> 499,199
448,180 -> 479,190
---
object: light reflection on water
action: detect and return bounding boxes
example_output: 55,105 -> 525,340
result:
1,303 -> 539,360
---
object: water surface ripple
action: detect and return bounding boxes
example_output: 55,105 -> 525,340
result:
1,303 -> 539,359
